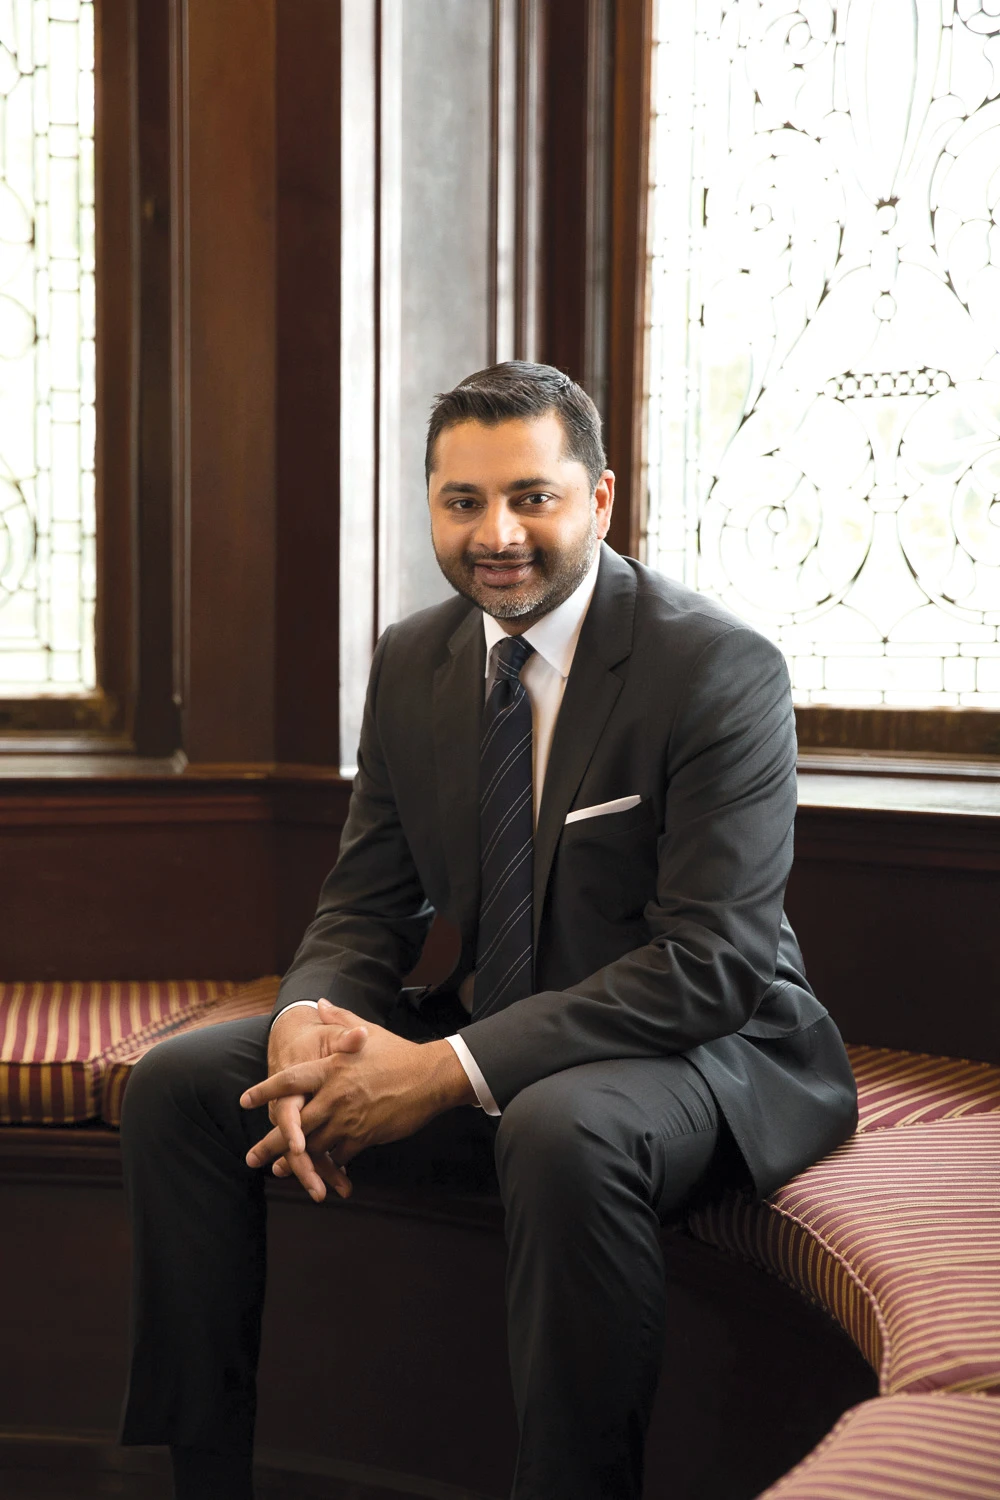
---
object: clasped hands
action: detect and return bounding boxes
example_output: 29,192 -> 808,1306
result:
240,999 -> 474,1203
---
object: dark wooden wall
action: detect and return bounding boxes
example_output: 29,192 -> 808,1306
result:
1,0 -> 997,1074
788,798 -> 1000,1064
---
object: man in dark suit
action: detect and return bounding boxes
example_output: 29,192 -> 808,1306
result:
120,362 -> 857,1500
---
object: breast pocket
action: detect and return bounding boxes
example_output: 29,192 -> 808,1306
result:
560,796 -> 654,842
556,797 -> 658,926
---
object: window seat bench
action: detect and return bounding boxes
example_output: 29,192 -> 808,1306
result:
2,980 -> 998,1499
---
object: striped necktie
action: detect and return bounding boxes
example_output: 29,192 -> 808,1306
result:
473,635 -> 535,1020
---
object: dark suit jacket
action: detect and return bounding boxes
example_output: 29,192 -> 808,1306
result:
275,544 -> 858,1197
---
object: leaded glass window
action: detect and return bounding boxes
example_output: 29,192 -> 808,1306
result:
0,0 -> 95,696
646,0 -> 1000,708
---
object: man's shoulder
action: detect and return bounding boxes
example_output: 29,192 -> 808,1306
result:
624,554 -> 778,660
378,590 -> 476,668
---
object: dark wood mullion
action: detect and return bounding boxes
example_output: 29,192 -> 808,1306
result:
175,0 -> 277,766
536,0 -> 615,431
274,2 -> 342,768
93,0 -> 137,740
515,0 -> 543,360
488,0 -> 503,367
581,0 -> 613,419
131,0 -> 181,757
538,0 -> 592,390
605,0 -> 653,560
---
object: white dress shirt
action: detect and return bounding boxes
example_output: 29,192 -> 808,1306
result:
279,551 -> 602,1118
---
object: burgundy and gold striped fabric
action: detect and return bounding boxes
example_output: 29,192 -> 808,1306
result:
848,1044 -> 1000,1133
690,1117 -> 1000,1395
100,976 -> 280,1126
0,980 -> 236,1124
756,1393 -> 1000,1498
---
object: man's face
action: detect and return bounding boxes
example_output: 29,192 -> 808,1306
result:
428,413 -> 615,632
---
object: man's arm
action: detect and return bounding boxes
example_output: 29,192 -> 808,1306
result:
274,625 -> 435,1027
458,625 -> 801,1109
247,627 -> 477,1198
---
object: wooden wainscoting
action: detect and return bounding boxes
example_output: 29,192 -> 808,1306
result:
791,775 -> 1000,1066
0,766 -> 352,982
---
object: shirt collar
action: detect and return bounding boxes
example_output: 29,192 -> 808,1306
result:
482,550 -> 600,680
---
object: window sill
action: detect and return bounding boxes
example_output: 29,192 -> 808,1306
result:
797,756 -> 1000,818
0,751 -> 997,819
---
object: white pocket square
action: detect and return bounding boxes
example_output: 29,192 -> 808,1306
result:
564,794 -> 642,826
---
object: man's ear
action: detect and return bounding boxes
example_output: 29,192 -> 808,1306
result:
595,470 -> 616,541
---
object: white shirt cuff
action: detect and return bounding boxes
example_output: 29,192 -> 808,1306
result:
445,1034 -> 501,1116
270,999 -> 320,1029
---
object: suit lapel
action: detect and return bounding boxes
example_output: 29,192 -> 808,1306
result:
532,546 -> 637,946
433,607 -> 486,940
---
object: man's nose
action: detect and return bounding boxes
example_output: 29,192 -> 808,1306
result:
474,502 -> 527,554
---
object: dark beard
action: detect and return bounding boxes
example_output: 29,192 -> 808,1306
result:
435,516 -> 598,628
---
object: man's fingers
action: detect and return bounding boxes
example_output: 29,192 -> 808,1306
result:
283,1145 -> 329,1202
273,1149 -> 352,1200
313,1152 -> 353,1199
246,1122 -> 289,1170
247,1093 -> 306,1168
240,1062 -> 326,1110
295,1098 -> 365,1155
248,1125 -> 328,1202
302,1119 -> 363,1167
272,1093 -> 306,1156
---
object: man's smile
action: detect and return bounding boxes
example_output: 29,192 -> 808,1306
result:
472,557 -> 537,589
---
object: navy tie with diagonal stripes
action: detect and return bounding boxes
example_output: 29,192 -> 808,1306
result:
473,635 -> 536,1021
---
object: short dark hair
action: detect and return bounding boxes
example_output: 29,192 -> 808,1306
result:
425,361 -> 606,492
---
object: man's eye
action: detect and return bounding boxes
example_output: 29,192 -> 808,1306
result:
521,493 -> 551,506
450,498 -> 480,511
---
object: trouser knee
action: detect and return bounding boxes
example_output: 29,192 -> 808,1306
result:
120,1033 -> 196,1144
495,1068 -> 643,1226
120,1017 -> 269,1155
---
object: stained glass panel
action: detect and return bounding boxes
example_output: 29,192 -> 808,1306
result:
0,0 -> 94,696
646,0 -> 1000,707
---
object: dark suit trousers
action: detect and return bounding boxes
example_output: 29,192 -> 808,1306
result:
119,1000 -> 727,1500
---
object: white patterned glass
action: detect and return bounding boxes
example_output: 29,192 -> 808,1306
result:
0,0 -> 94,696
646,0 -> 1000,707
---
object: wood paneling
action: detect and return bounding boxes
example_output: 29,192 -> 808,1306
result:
789,802 -> 1000,1065
178,1 -> 277,764
0,772 -> 354,981
0,789 -> 275,981
275,5 -> 342,768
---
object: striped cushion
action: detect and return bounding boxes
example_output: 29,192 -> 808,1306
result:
100,976 -> 280,1126
756,1393 -> 1000,1498
0,980 -> 236,1124
848,1044 -> 1000,1133
690,1118 -> 1000,1395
